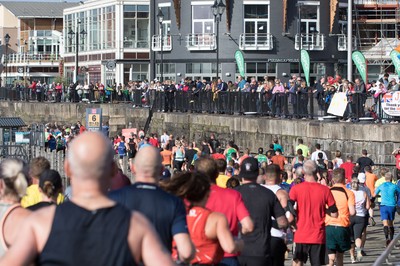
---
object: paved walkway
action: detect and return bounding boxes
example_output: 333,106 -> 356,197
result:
284,214 -> 400,265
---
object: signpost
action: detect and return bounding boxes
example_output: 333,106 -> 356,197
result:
86,108 -> 102,132
381,91 -> 400,117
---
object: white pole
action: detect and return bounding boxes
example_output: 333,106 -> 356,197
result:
347,0 -> 352,81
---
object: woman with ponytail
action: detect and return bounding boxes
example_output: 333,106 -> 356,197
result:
0,158 -> 30,256
165,172 -> 244,265
27,169 -> 62,211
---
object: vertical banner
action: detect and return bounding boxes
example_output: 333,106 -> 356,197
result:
86,108 -> 102,132
352,51 -> 368,84
390,50 -> 400,77
235,50 -> 245,77
300,49 -> 310,87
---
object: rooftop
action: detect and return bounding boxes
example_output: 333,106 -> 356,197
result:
0,1 -> 79,18
0,117 -> 26,128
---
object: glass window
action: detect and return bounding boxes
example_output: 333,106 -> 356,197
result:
243,4 -> 270,47
301,5 -> 318,20
300,3 -> 320,34
267,63 -> 276,73
247,63 -> 256,73
244,5 -> 268,19
192,5 -> 214,34
124,4 -> 150,48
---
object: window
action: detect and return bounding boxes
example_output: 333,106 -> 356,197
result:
159,4 -> 171,36
192,4 -> 214,34
299,2 -> 319,35
124,5 -> 150,48
242,3 -> 270,48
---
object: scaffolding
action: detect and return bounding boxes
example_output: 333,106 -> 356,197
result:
353,0 -> 400,76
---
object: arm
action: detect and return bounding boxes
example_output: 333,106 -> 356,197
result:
214,213 -> 244,254
173,233 -> 195,263
348,191 -> 356,216
129,212 -> 175,266
239,216 -> 254,235
276,189 -> 294,223
365,191 -> 371,210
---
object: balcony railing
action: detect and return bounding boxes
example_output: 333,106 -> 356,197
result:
337,34 -> 357,51
186,33 -> 216,51
151,35 -> 172,51
239,33 -> 273,50
295,34 -> 325,51
2,53 -> 60,64
123,40 -> 149,49
354,0 -> 398,4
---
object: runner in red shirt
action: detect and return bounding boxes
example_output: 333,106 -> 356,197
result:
195,158 -> 253,265
340,155 -> 355,184
290,160 -> 338,266
392,147 -> 400,179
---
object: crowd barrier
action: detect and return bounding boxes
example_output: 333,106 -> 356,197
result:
0,87 -> 397,122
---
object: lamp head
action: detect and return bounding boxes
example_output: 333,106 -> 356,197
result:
4,33 -> 10,44
157,8 -> 164,24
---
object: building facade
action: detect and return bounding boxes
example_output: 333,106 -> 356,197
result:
150,0 -> 351,84
0,1 -> 78,86
63,0 -> 151,86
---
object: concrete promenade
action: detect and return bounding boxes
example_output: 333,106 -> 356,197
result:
284,213 -> 400,265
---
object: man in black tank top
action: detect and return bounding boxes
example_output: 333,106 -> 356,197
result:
0,132 -> 175,266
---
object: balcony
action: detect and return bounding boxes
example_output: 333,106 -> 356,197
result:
2,53 -> 60,65
337,34 -> 357,51
354,0 -> 398,4
151,35 -> 172,51
186,33 -> 216,51
239,33 -> 273,51
295,34 -> 325,51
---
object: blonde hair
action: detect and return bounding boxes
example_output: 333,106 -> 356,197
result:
0,159 -> 28,199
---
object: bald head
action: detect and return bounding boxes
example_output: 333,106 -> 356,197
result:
133,146 -> 162,181
67,132 -> 114,180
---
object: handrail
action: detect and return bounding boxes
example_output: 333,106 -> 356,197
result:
373,232 -> 400,265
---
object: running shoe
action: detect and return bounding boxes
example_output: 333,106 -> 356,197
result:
351,256 -> 356,264
356,249 -> 363,262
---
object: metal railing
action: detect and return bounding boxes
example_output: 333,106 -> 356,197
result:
239,33 -> 273,50
151,35 -> 172,51
355,0 -> 399,4
3,53 -> 60,64
186,33 -> 216,50
0,87 -> 397,122
337,34 -> 357,51
295,33 -> 325,51
373,232 -> 400,265
123,39 -> 149,49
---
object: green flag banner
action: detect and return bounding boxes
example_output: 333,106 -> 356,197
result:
235,50 -> 245,77
390,50 -> 400,77
300,49 -> 310,87
352,51 -> 368,84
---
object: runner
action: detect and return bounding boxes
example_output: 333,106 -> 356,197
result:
236,157 -> 288,266
290,160 -> 338,266
325,168 -> 355,266
195,157 -> 254,266
349,178 -> 370,263
165,171 -> 244,265
110,146 -> 194,263
374,172 -> 400,246
262,164 -> 294,266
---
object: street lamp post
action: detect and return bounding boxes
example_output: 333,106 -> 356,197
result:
68,19 -> 87,83
211,0 -> 225,81
4,33 -> 10,87
157,9 -> 164,82
297,2 -> 302,79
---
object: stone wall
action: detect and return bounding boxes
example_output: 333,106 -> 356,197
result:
0,101 -> 398,165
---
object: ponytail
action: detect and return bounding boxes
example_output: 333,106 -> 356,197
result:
13,172 -> 28,198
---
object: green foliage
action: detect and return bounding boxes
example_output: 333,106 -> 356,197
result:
54,76 -> 67,85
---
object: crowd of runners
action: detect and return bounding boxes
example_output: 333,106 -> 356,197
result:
0,127 -> 398,265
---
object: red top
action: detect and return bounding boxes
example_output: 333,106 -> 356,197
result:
149,138 -> 159,147
340,162 -> 355,183
211,153 -> 226,161
396,154 -> 400,170
271,154 -> 286,170
205,184 -> 249,257
176,207 -> 224,264
79,125 -> 86,134
289,182 -> 336,244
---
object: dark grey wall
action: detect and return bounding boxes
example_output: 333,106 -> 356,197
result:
151,0 -> 347,82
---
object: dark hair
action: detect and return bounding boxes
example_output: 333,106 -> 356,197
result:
318,152 -> 323,159
315,143 -> 321,149
297,149 -> 303,155
362,149 -> 368,155
194,158 -> 218,182
258,147 -> 264,154
364,165 -> 372,173
298,138 -> 303,144
216,159 -> 227,173
265,164 -> 281,180
226,176 -> 240,189
39,169 -> 62,198
165,172 -> 210,205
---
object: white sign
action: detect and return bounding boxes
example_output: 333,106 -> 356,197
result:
327,92 -> 348,117
381,91 -> 400,117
